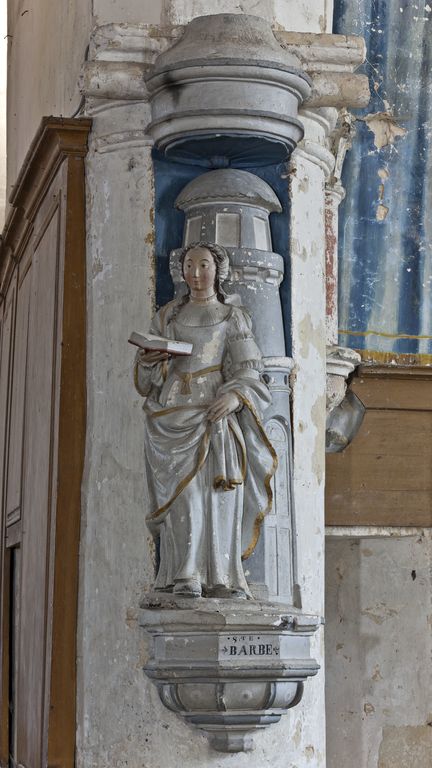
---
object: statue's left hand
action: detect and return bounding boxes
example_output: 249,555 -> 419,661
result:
207,392 -> 241,423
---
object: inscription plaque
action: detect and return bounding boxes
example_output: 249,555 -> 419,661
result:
218,634 -> 280,660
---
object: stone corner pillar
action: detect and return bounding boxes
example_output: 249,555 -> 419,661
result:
284,30 -> 369,760
76,22 -> 165,768
75,14 -> 369,768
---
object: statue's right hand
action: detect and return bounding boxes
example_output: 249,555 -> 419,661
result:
136,350 -> 170,365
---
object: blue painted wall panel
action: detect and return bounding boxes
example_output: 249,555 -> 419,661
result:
334,0 -> 432,355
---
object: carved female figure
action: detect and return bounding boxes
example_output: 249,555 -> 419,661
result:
134,242 -> 277,598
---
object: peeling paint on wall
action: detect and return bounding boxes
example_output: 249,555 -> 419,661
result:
311,393 -> 326,485
362,110 -> 407,151
334,0 -> 432,355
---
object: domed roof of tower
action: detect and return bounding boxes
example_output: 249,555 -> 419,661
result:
175,170 -> 282,213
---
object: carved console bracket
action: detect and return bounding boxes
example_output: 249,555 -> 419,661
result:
326,345 -> 364,453
140,595 -> 320,753
326,344 -> 361,412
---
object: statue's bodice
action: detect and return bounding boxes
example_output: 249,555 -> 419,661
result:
159,301 -> 232,407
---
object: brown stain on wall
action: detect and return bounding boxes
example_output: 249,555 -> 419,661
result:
325,202 -> 337,319
378,725 -> 432,767
311,393 -> 326,485
298,314 -> 316,360
361,603 -> 400,625
292,719 -> 302,748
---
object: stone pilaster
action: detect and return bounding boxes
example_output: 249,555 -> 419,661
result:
77,15 -> 369,767
324,111 -> 362,423
288,106 -> 335,762
77,29 -> 161,768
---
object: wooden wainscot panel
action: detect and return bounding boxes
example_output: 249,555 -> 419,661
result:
17,178 -> 64,767
0,117 -> 91,768
326,364 -> 432,527
5,255 -> 32,528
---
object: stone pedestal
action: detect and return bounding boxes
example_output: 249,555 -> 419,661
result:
140,595 -> 320,753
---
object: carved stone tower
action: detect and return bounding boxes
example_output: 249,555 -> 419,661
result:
171,169 -> 298,604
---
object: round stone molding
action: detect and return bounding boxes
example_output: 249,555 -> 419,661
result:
145,14 -> 312,167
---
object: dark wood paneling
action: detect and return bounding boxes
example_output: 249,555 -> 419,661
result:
326,367 -> 432,527
5,260 -> 31,527
0,118 -> 91,767
0,285 -> 15,767
0,283 -> 16,520
351,369 -> 432,412
18,193 -> 62,768
46,154 -> 87,768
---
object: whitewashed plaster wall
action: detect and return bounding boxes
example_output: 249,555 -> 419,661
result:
93,1 -> 163,25
325,530 -> 432,768
6,0 -> 92,190
0,1 -> 7,226
78,104 -> 159,767
162,0 -> 334,31
287,109 -> 336,768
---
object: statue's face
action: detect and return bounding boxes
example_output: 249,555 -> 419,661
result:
183,247 -> 217,297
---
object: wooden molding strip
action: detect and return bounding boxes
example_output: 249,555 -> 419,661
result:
357,363 -> 432,380
0,118 -> 92,301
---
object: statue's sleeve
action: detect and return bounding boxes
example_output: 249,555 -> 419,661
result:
133,310 -> 167,398
225,307 -> 264,379
222,307 -> 271,416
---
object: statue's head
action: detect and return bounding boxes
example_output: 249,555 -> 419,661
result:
179,241 -> 230,301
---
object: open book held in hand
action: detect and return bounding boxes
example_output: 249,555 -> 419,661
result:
128,331 -> 193,356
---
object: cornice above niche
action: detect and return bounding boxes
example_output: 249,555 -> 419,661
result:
80,20 -> 370,118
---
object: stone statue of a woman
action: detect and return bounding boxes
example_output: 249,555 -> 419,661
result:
134,242 -> 277,598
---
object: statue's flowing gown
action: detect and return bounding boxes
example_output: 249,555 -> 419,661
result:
134,297 -> 277,595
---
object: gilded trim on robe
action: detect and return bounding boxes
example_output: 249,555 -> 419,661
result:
134,360 -> 149,398
178,364 -> 223,395
161,359 -> 168,382
236,392 -> 279,561
213,476 -> 244,491
213,421 -> 247,490
147,404 -> 207,419
147,425 -> 211,520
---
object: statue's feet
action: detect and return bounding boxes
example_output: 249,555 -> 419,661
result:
173,578 -> 202,598
208,586 -> 249,600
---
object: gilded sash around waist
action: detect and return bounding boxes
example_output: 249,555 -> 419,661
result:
176,364 -> 222,395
